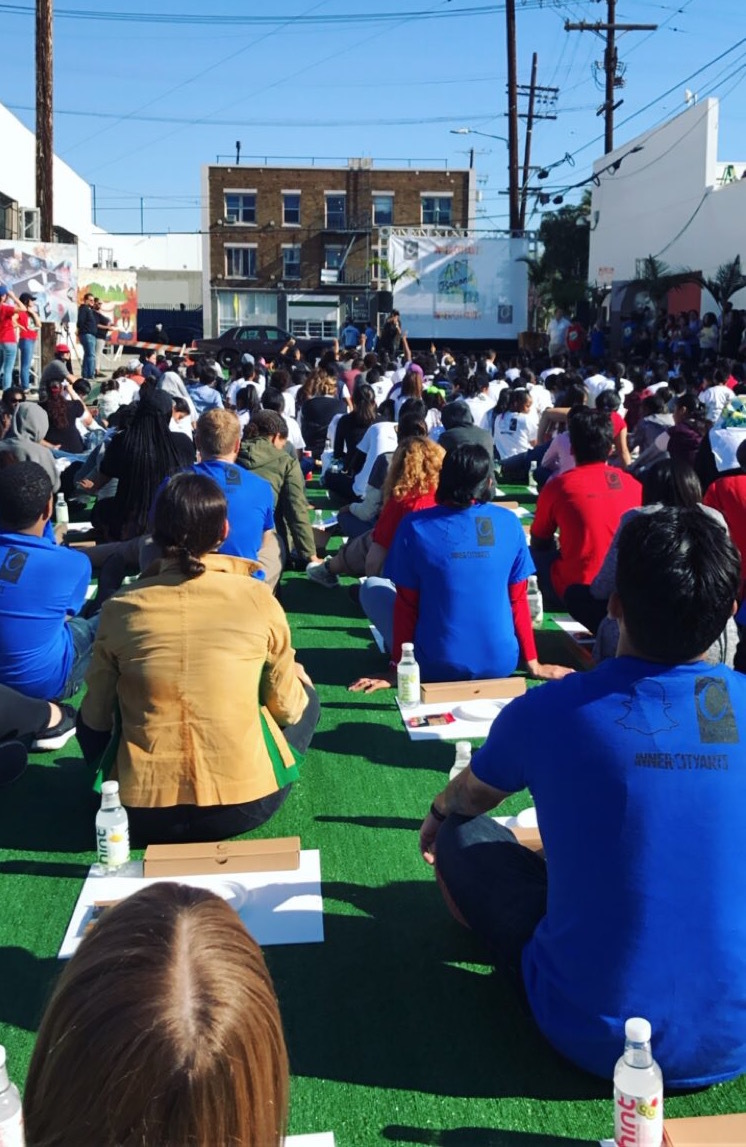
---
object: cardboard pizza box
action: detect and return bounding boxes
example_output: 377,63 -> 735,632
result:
420,678 -> 527,704
143,837 -> 301,877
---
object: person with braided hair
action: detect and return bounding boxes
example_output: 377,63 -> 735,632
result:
77,472 -> 319,844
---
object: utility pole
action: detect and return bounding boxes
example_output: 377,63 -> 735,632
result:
505,0 -> 520,235
517,54 -> 558,230
36,0 -> 55,366
565,4 -> 656,154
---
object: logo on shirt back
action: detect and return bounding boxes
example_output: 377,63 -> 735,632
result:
694,677 -> 739,744
605,470 -> 623,489
225,467 -> 241,486
475,517 -> 495,547
0,547 -> 28,584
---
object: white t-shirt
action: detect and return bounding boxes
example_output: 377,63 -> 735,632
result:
487,378 -> 508,403
505,368 -> 522,383
463,393 -> 497,431
540,366 -> 565,386
369,376 -> 393,406
584,373 -> 614,407
285,414 -> 305,451
493,410 -> 538,459
527,383 -> 552,417
117,377 -> 140,404
701,385 -> 733,424
352,422 -> 398,497
548,316 -> 570,354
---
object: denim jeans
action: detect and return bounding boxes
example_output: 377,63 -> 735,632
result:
0,342 -> 18,390
18,337 -> 35,391
359,576 -> 395,652
79,332 -> 97,379
338,509 -> 375,540
60,615 -> 100,700
435,813 -> 547,980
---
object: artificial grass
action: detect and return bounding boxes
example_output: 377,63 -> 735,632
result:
1,494 -> 745,1145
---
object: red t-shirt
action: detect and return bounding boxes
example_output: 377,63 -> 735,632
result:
371,488 -> 438,549
610,411 -> 625,438
17,312 -> 38,341
531,462 -> 642,598
703,474 -> 746,589
0,304 -> 18,343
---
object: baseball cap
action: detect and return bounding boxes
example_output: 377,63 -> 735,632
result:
19,292 -> 35,305
126,357 -> 141,371
241,352 -> 255,366
55,343 -> 70,354
0,286 -> 8,297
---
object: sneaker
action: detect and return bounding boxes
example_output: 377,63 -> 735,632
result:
0,741 -> 28,787
306,559 -> 339,589
32,704 -> 78,751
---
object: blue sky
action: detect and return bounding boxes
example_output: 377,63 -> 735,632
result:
2,0 -> 744,237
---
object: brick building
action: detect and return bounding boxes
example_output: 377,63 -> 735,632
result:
201,158 -> 475,338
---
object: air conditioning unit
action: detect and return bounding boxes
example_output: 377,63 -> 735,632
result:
22,207 -> 40,240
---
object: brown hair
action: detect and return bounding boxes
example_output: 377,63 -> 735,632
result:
196,408 -> 241,459
24,883 -> 289,1147
382,436 -> 445,503
316,373 -> 339,398
153,472 -> 227,577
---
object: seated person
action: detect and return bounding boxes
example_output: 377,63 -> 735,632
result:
0,462 -> 96,701
350,444 -> 571,692
238,410 -> 318,569
0,403 -> 60,493
530,407 -> 641,631
41,379 -> 94,455
307,436 -> 444,587
422,507 -> 746,1089
493,388 -> 538,470
324,383 -> 379,501
77,473 -> 320,845
298,373 -> 347,459
0,683 -> 78,786
436,399 -> 493,457
703,437 -> 746,595
24,883 -> 288,1147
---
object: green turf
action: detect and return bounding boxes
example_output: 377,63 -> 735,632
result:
1,494 -> 745,1145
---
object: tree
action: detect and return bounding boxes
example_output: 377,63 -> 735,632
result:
517,194 -> 592,318
369,257 -> 419,289
699,256 -> 746,314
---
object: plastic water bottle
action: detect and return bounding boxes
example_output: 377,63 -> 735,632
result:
0,1046 -> 24,1147
95,781 -> 130,872
527,575 -> 544,625
449,741 -> 472,781
55,492 -> 69,525
313,508 -> 324,529
528,460 -> 538,490
613,1017 -> 664,1147
397,643 -> 421,709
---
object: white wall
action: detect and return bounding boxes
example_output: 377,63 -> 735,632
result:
588,99 -> 746,299
0,102 -> 92,240
77,229 -> 201,272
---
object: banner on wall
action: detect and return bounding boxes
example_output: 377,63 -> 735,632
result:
0,241 -> 77,326
387,234 -> 529,339
78,268 -> 137,344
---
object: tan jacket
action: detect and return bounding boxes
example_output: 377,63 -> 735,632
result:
80,554 -> 308,808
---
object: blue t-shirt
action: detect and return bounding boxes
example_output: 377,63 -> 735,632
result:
384,503 -> 534,681
192,460 -> 274,562
471,656 -> 746,1087
186,384 -> 224,415
0,532 -> 91,700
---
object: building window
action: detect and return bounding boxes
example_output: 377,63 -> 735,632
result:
324,244 -> 346,270
325,194 -> 346,229
224,192 -> 256,225
283,193 -> 301,226
421,195 -> 453,226
283,245 -> 301,280
372,194 -> 394,226
290,319 -> 337,339
225,245 -> 257,279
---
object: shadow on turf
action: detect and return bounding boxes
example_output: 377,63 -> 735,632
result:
383,1128 -> 599,1146
0,946 -> 59,1032
312,723 -> 448,770
266,879 -> 608,1102
0,762 -> 98,852
316,815 -> 422,831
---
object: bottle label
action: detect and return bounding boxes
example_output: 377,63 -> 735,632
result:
614,1087 -> 663,1147
397,668 -> 420,705
96,822 -> 130,868
0,1107 -> 25,1147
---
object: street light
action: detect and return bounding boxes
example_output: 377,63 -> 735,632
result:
450,127 -> 509,147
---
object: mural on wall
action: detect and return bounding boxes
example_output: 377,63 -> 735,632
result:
0,242 -> 77,326
78,268 -> 137,344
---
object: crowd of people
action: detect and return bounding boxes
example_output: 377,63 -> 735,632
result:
2,305 -> 746,1142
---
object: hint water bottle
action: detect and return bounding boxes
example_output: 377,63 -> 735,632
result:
449,741 -> 472,781
55,492 -> 69,526
527,575 -> 544,625
397,643 -> 421,708
614,1017 -> 664,1147
0,1046 -> 24,1147
95,781 -> 130,872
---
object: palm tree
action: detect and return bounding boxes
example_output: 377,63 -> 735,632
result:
622,255 -> 702,307
368,257 -> 419,290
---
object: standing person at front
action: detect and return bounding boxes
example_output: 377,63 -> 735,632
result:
76,291 -> 99,380
0,284 -> 24,391
16,292 -> 39,391
421,508 -> 746,1088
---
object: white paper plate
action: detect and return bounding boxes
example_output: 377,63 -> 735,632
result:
453,699 -> 503,722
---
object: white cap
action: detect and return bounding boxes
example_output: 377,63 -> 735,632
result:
625,1017 -> 652,1043
401,642 -> 414,652
101,781 -> 120,796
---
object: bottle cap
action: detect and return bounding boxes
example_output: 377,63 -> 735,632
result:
625,1017 -> 652,1043
101,781 -> 120,797
401,643 -> 414,652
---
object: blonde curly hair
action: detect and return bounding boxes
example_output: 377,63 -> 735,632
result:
382,436 -> 445,503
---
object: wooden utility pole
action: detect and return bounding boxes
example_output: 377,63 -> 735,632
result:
517,54 -> 558,230
36,0 -> 55,366
565,4 -> 656,154
505,0 -> 521,234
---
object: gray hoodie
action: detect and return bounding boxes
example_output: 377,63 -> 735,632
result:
0,404 -> 60,492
